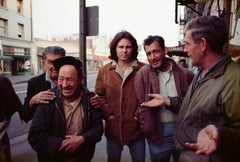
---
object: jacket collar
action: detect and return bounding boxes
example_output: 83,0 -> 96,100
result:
149,57 -> 181,73
109,60 -> 143,70
198,54 -> 231,79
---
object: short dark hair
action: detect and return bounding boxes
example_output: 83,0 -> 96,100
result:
53,56 -> 83,78
109,30 -> 139,62
143,35 -> 165,51
178,59 -> 186,64
42,46 -> 66,60
185,16 -> 227,54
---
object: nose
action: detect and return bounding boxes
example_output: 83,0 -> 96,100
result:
149,53 -> 155,60
61,79 -> 69,87
123,47 -> 127,52
49,63 -> 55,69
183,45 -> 187,52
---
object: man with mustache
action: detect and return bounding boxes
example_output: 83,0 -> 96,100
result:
134,35 -> 194,162
22,46 -> 66,121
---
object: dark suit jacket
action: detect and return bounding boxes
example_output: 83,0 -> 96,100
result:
22,73 -> 51,122
0,76 -> 22,121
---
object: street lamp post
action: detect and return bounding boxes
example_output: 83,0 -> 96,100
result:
80,0 -> 87,86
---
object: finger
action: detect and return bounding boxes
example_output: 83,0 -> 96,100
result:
195,145 -> 210,155
94,105 -> 101,108
185,142 -> 199,150
147,94 -> 156,98
59,143 -> 66,151
65,135 -> 72,139
39,100 -> 49,104
41,100 -> 49,104
206,125 -> 218,140
204,145 -> 216,155
140,102 -> 147,106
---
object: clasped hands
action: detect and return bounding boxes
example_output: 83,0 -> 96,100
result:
59,132 -> 85,153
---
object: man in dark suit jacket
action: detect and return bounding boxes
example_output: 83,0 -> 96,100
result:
0,76 -> 23,162
22,46 -> 66,121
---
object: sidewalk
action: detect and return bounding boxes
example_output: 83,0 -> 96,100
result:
7,75 -> 33,84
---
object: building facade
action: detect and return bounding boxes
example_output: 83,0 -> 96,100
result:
177,0 -> 240,60
0,0 -> 33,76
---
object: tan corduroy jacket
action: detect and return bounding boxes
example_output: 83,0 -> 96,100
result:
95,60 -> 145,145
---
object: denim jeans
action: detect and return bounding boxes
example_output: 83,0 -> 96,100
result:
147,122 -> 177,162
107,138 -> 145,162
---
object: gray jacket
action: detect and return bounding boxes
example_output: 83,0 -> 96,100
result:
175,55 -> 240,161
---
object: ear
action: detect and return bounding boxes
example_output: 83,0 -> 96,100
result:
164,47 -> 168,54
41,59 -> 48,72
80,75 -> 85,83
200,37 -> 207,52
41,59 -> 45,65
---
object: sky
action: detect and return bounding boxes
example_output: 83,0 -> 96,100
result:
32,0 -> 181,46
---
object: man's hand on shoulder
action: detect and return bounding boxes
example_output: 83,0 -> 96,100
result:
29,89 -> 55,108
90,93 -> 107,108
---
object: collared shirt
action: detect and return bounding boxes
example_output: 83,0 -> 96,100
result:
113,60 -> 138,81
195,55 -> 227,89
45,73 -> 56,89
158,63 -> 177,122
63,93 -> 84,135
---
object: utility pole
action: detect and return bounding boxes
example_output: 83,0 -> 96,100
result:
80,0 -> 87,86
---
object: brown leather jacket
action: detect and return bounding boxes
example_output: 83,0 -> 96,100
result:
95,60 -> 145,145
134,58 -> 194,144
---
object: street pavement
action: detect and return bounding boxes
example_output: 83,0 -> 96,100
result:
8,74 -> 33,84
7,74 -> 151,162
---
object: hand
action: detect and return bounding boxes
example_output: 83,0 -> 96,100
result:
185,124 -> 219,155
20,119 -> 26,124
90,94 -> 107,108
29,89 -> 55,107
140,94 -> 170,108
59,132 -> 85,153
107,115 -> 114,121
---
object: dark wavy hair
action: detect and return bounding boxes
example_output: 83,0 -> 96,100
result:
185,16 -> 227,54
143,35 -> 165,50
109,30 -> 139,61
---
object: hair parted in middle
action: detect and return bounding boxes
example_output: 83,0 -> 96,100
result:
109,30 -> 139,62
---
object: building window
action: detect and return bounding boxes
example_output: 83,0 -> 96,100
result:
3,46 -> 14,55
18,23 -> 24,38
24,48 -> 31,55
17,0 -> 23,13
0,0 -> 6,7
14,47 -> 25,55
0,18 -> 7,35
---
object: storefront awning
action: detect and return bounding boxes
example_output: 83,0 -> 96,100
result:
0,55 -> 13,60
167,45 -> 188,57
